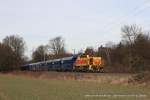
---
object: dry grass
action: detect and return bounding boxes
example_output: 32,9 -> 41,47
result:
0,73 -> 149,100
1,71 -> 133,85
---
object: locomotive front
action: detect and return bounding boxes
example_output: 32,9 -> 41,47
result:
74,55 -> 103,72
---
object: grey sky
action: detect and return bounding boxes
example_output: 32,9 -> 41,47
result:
0,0 -> 150,57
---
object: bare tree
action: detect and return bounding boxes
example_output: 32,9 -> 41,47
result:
2,35 -> 26,58
121,24 -> 142,45
2,35 -> 26,67
48,36 -> 66,56
104,44 -> 112,66
0,43 -> 15,71
32,45 -> 48,62
105,41 -> 115,48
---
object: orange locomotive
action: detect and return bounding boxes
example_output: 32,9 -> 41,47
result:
74,55 -> 103,72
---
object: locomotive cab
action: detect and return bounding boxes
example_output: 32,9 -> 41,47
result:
74,55 -> 90,71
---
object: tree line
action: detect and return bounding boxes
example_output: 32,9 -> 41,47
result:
105,24 -> 150,73
0,24 -> 150,73
84,24 -> 150,73
32,36 -> 72,62
0,35 -> 71,71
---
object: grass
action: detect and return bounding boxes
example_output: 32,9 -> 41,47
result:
0,74 -> 149,100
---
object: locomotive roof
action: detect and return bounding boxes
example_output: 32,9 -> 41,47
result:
46,56 -> 75,63
61,56 -> 74,60
29,61 -> 44,65
27,55 -> 77,65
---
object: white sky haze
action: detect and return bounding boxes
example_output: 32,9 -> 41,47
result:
0,0 -> 150,57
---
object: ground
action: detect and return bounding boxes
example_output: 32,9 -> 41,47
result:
0,72 -> 149,100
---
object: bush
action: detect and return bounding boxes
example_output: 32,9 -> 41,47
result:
0,43 -> 16,72
129,71 -> 150,83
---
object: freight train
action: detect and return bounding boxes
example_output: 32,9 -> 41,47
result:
22,55 -> 104,72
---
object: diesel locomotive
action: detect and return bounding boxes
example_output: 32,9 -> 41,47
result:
22,55 -> 103,72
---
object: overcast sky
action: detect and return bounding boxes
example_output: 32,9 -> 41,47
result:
0,0 -> 150,57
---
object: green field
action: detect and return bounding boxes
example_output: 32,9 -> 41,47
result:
0,74 -> 149,100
